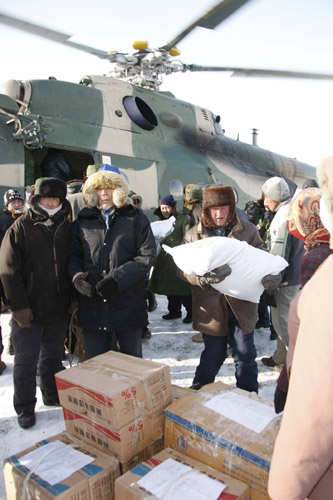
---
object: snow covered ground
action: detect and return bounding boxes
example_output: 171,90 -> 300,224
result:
0,296 -> 279,499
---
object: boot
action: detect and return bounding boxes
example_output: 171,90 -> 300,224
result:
191,333 -> 203,342
190,378 -> 203,390
147,291 -> 157,312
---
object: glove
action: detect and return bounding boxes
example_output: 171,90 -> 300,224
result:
12,308 -> 33,329
96,276 -> 119,299
262,290 -> 277,307
199,264 -> 231,287
73,272 -> 95,297
274,385 -> 288,414
262,273 -> 282,294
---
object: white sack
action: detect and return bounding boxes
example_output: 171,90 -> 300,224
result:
163,237 -> 288,303
151,216 -> 175,241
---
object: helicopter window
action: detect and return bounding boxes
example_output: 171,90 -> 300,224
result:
123,96 -> 158,131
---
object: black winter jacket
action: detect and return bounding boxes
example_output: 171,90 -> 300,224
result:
68,205 -> 156,333
0,201 -> 72,323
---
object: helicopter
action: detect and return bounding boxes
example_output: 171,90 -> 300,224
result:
0,0 -> 332,214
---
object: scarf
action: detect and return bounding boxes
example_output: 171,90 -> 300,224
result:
287,188 -> 330,252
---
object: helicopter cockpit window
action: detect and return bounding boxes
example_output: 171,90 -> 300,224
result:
123,96 -> 158,131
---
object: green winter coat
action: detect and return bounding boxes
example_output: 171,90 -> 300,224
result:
149,211 -> 191,296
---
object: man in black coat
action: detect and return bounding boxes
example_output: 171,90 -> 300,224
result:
0,178 -> 72,429
68,170 -> 156,360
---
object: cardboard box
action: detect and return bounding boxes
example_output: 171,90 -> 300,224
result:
3,432 -> 120,500
63,407 -> 165,462
164,382 -> 281,500
56,351 -> 172,429
115,447 -> 249,499
171,384 -> 195,401
120,437 -> 164,474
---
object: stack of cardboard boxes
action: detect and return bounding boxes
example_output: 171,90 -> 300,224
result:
4,353 -> 281,500
55,351 -> 172,468
3,351 -> 173,499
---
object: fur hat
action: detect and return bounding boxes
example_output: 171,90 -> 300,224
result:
201,185 -> 236,228
99,164 -> 120,174
33,178 -> 67,200
4,189 -> 24,207
160,194 -> 176,207
262,177 -> 290,202
83,170 -> 130,209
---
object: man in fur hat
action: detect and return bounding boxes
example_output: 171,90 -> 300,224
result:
261,176 -> 304,370
0,178 -> 72,429
183,185 -> 276,393
68,170 -> 155,360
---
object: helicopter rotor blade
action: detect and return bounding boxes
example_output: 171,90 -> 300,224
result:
186,64 -> 333,81
0,12 -> 111,60
161,0 -> 251,52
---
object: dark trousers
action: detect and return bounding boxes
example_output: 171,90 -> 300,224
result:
83,328 -> 143,360
12,319 -> 67,413
258,296 -> 270,325
195,308 -> 258,393
167,295 -> 192,315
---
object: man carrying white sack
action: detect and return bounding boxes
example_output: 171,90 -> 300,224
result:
182,185 -> 281,393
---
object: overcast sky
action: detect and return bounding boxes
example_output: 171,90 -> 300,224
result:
1,0 -> 333,167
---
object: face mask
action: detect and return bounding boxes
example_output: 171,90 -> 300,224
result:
38,203 -> 62,217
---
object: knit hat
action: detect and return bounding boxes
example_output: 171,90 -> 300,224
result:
4,189 -> 24,207
262,177 -> 291,202
160,194 -> 176,207
201,185 -> 236,228
83,170 -> 130,209
99,164 -> 120,174
33,178 -> 67,200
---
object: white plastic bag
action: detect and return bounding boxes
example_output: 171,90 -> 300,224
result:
163,237 -> 288,303
151,216 -> 175,241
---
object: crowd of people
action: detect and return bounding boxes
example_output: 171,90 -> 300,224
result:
0,159 -> 332,499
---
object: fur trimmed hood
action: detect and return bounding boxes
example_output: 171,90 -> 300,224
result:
83,171 -> 131,209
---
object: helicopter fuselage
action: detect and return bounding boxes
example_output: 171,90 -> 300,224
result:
0,75 -> 316,212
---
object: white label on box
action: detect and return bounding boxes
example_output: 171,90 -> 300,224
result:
137,458 -> 225,500
19,440 -> 94,485
204,392 -> 276,433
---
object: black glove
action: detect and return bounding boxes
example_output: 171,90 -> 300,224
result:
274,385 -> 287,414
262,273 -> 282,294
96,276 -> 119,299
73,272 -> 95,297
262,290 -> 277,307
199,264 -> 231,287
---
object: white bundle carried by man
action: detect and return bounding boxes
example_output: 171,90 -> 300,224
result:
163,237 -> 288,303
151,216 -> 175,241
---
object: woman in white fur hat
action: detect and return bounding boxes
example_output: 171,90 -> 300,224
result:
68,170 -> 156,360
